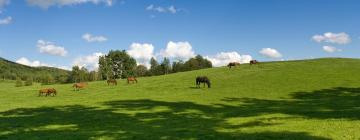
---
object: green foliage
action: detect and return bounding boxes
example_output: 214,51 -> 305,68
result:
41,74 -> 55,85
0,57 -> 70,83
134,65 -> 148,77
24,77 -> 33,86
15,77 -> 23,87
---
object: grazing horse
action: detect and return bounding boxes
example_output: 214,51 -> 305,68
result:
196,76 -> 211,88
38,88 -> 57,97
107,79 -> 117,85
73,82 -> 87,91
46,88 -> 57,96
250,60 -> 259,65
127,77 -> 138,84
227,62 -> 240,69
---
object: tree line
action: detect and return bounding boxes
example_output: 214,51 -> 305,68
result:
1,50 -> 212,86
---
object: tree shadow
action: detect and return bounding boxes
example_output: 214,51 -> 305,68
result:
221,87 -> 360,120
0,99 -> 330,139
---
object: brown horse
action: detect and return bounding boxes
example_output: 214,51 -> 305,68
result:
228,62 -> 240,69
107,79 -> 117,85
38,88 -> 57,97
127,77 -> 138,84
250,60 -> 259,65
73,82 -> 87,91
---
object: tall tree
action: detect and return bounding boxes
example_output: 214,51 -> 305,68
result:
161,57 -> 171,75
107,50 -> 137,79
71,66 -> 81,83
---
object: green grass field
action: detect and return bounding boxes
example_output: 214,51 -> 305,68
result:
1,58 -> 360,140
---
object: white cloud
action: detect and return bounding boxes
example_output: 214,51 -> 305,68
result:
259,48 -> 282,58
127,43 -> 154,68
15,57 -> 70,70
312,32 -> 351,45
323,46 -> 341,53
205,52 -> 252,67
37,40 -> 68,56
160,41 -> 195,61
26,0 -> 114,9
16,57 -> 47,67
146,4 -> 179,14
0,0 -> 9,8
73,52 -> 104,71
82,33 -> 107,43
0,16 -> 11,25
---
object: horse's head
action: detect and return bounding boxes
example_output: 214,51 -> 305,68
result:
207,80 -> 211,88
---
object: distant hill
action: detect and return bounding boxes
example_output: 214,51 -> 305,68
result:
0,57 -> 70,82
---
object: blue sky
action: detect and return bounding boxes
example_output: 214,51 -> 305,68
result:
0,0 -> 359,70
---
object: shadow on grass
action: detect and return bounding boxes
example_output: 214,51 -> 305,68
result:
221,87 -> 360,120
1,87 -> 356,139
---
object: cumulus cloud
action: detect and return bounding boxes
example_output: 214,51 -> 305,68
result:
146,4 -> 179,14
127,43 -> 154,68
259,48 -> 282,58
37,40 -> 67,56
323,46 -> 341,53
160,41 -> 195,61
15,57 -> 70,70
0,0 -> 9,8
82,33 -> 107,43
0,16 -> 11,25
73,52 -> 104,71
205,52 -> 252,67
312,32 -> 351,45
16,57 -> 48,67
26,0 -> 114,9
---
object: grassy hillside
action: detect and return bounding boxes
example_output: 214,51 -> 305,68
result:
0,57 -> 70,81
0,58 -> 360,140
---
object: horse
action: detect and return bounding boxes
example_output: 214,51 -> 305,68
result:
250,60 -> 259,65
227,62 -> 240,69
46,88 -> 57,96
127,77 -> 138,84
38,88 -> 49,96
196,76 -> 211,88
107,79 -> 117,86
38,88 -> 57,97
73,82 -> 87,91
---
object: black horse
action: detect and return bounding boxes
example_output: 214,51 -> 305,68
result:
196,76 -> 211,88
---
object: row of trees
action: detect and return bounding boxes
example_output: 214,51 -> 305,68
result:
97,50 -> 213,78
3,50 -> 213,86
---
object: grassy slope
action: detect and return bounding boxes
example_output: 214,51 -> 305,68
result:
1,58 -> 360,140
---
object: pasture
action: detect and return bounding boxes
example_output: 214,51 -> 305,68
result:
1,58 -> 360,140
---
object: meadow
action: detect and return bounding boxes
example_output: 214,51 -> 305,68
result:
1,58 -> 360,140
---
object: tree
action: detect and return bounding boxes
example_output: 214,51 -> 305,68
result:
135,65 -> 148,77
107,50 -> 137,79
98,56 -> 112,80
79,67 -> 89,82
41,74 -> 55,85
149,57 -> 162,76
172,60 -> 185,73
161,57 -> 171,75
24,77 -> 33,86
71,66 -> 81,83
15,77 -> 23,87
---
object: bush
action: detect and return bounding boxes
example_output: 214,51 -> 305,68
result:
15,77 -> 23,87
25,77 -> 33,86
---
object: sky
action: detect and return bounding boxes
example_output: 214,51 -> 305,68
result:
0,0 -> 359,70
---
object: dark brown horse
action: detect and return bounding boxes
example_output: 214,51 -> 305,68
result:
73,82 -> 87,91
250,60 -> 259,65
227,62 -> 240,69
196,76 -> 211,88
38,88 -> 57,97
127,77 -> 138,84
107,79 -> 117,85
